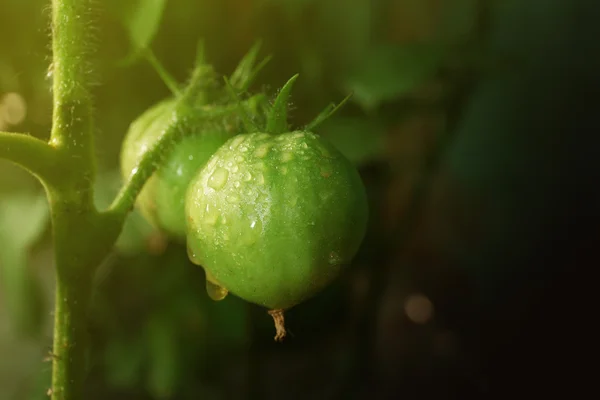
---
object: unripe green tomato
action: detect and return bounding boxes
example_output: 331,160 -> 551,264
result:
120,96 -> 265,240
185,131 -> 368,311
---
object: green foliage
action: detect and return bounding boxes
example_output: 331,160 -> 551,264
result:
344,43 -> 447,111
110,0 -> 169,64
317,116 -> 387,165
0,191 -> 48,337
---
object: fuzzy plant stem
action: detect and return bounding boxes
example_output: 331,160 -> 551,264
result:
46,1 -> 117,399
0,0 -> 187,398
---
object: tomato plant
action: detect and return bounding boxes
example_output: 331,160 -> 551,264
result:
120,44 -> 269,240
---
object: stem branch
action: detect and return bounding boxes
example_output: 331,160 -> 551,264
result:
0,131 -> 58,183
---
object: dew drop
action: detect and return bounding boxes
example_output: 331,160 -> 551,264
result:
255,143 -> 271,158
235,155 -> 245,162
227,161 -> 233,167
319,146 -> 332,158
281,152 -> 293,162
234,181 -> 240,188
328,251 -> 342,266
232,165 -> 239,173
203,203 -> 220,225
280,166 -> 288,175
205,277 -> 229,301
208,167 -> 229,190
187,244 -> 202,265
256,133 -> 270,140
256,173 -> 265,185
301,142 -> 308,149
240,146 -> 248,153
243,171 -> 252,181
229,135 -> 245,150
226,194 -> 240,203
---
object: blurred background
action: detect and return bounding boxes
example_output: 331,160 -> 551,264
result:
1,0 -> 599,398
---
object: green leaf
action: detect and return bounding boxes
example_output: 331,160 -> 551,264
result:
0,192 -> 49,337
315,0 -> 372,70
437,0 -> 479,44
316,116 -> 386,165
343,43 -> 446,111
0,192 -> 49,248
113,0 -> 169,64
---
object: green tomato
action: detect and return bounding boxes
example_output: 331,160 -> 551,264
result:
120,44 -> 270,240
120,98 -> 251,239
185,131 -> 368,312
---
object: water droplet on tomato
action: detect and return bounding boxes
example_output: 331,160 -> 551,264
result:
243,171 -> 252,181
329,251 -> 342,265
226,194 -> 240,203
229,135 -> 245,150
187,244 -> 201,265
206,278 -> 228,301
203,203 -> 220,225
255,143 -> 271,158
208,167 -> 229,190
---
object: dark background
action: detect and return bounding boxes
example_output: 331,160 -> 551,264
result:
0,0 -> 598,398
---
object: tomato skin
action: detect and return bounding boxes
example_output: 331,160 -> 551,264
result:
120,96 -> 266,240
185,130 -> 368,310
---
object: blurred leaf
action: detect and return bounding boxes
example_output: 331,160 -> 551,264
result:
26,363 -> 52,400
111,0 -> 169,64
317,116 -> 387,165
437,0 -> 479,44
0,193 -> 49,248
343,43 -> 446,111
264,0 -> 317,17
146,312 -> 180,399
316,0 -> 371,70
0,192 -> 49,337
104,335 -> 145,389
206,296 -> 248,347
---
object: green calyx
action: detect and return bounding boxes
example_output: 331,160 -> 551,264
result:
225,73 -> 352,136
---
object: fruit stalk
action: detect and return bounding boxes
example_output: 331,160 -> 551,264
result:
268,309 -> 286,342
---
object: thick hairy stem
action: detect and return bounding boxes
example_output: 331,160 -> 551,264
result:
48,1 -> 104,399
50,0 -> 96,202
48,201 -> 122,400
50,270 -> 92,399
0,131 -> 59,183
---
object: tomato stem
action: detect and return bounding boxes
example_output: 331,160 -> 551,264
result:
0,131 -> 59,184
144,48 -> 182,97
268,309 -> 287,342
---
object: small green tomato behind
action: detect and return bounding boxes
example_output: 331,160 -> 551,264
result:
120,44 -> 269,240
185,75 -> 368,340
